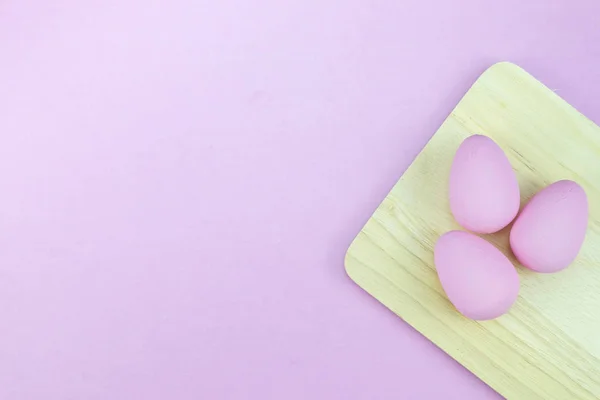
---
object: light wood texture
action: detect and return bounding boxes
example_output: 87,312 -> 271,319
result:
345,62 -> 600,399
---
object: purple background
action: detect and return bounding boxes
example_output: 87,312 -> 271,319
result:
1,1 -> 599,399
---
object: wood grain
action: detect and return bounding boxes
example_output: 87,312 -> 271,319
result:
345,62 -> 600,400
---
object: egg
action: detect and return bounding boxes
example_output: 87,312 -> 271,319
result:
449,135 -> 520,233
510,180 -> 588,273
434,231 -> 520,320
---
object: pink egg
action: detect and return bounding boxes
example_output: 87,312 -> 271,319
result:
434,231 -> 520,320
510,180 -> 588,273
449,135 -> 520,233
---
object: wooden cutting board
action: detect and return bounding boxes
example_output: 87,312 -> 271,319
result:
345,62 -> 600,399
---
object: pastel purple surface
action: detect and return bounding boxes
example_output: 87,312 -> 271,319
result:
435,231 -> 520,320
510,180 -> 588,273
1,1 -> 599,399
449,135 -> 520,233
